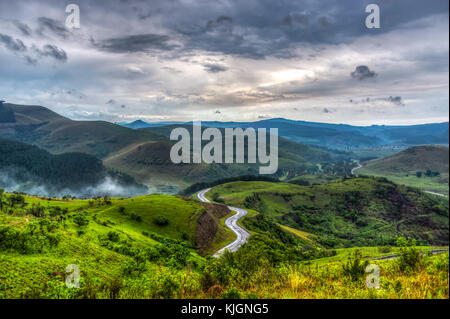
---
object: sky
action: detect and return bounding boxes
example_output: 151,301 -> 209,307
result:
0,0 -> 448,125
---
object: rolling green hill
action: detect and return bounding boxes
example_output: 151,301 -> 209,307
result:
356,145 -> 449,195
0,103 -> 166,159
206,177 -> 449,247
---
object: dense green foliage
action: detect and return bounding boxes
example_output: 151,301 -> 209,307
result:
207,177 -> 449,247
0,138 -> 147,195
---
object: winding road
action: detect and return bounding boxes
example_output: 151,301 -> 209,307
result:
197,188 -> 251,257
351,162 -> 363,175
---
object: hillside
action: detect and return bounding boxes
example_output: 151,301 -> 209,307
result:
206,177 -> 449,247
0,103 -> 166,159
357,145 -> 449,195
0,138 -> 147,197
106,124 -> 352,193
0,187 -> 448,299
121,118 -> 449,150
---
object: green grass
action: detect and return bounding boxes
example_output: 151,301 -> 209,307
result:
308,246 -> 448,265
356,145 -> 449,195
357,168 -> 448,195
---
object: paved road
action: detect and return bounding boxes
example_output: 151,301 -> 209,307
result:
197,188 -> 251,257
371,249 -> 448,261
351,162 -> 363,175
425,191 -> 448,198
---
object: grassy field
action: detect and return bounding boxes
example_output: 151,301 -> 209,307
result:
356,145 -> 449,196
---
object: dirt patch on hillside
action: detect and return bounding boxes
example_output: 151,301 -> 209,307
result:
195,203 -> 230,255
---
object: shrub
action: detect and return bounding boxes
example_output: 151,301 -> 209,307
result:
29,204 -> 46,218
342,249 -> 369,281
107,231 -> 120,242
130,212 -> 142,222
155,271 -> 180,299
121,259 -> 146,277
221,288 -> 242,299
396,237 -> 423,272
73,212 -> 89,227
153,216 -> 169,226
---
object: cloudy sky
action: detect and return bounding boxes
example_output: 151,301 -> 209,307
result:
0,0 -> 448,125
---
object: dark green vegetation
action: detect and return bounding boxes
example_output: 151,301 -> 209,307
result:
357,145 -> 449,195
206,177 -> 449,247
0,138 -> 146,197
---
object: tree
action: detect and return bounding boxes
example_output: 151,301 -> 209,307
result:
415,171 -> 422,178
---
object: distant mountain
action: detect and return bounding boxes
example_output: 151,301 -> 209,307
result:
117,120 -> 183,130
0,138 -> 147,197
125,118 -> 449,150
357,145 -> 449,195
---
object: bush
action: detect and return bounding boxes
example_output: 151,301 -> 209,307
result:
130,213 -> 142,222
0,220 -> 60,254
396,237 -> 423,272
153,216 -> 169,226
221,288 -> 242,299
73,212 -> 89,227
342,249 -> 369,281
107,231 -> 120,242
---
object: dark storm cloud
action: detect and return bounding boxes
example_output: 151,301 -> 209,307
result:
0,34 -> 27,52
96,34 -> 176,53
387,96 -> 404,106
203,63 -> 228,73
35,44 -> 68,62
158,0 -> 449,59
351,66 -> 377,81
13,20 -> 32,36
37,17 -> 70,39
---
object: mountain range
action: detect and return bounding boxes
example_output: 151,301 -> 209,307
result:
120,118 -> 449,150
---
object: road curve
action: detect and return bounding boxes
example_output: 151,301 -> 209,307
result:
197,188 -> 251,257
351,162 -> 363,175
